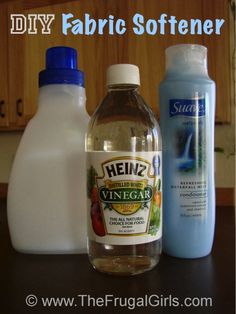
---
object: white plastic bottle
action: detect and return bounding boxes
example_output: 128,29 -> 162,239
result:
7,47 -> 89,253
159,44 -> 215,258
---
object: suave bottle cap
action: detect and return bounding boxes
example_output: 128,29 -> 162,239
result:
106,64 -> 140,86
165,44 -> 207,73
39,46 -> 84,87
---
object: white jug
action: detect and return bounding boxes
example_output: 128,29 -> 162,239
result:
7,47 -> 89,253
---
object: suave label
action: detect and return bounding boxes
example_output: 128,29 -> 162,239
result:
169,97 -> 208,218
87,152 -> 162,245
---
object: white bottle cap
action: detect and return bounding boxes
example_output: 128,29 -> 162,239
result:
106,64 -> 140,86
166,44 -> 207,71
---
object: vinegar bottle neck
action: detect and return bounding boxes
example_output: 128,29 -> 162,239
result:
107,84 -> 139,93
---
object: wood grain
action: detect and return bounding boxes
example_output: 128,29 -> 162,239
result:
0,183 -> 8,199
7,1 -> 27,127
21,0 -> 232,120
202,0 -> 232,123
216,188 -> 235,207
0,3 -> 9,127
0,0 -> 76,9
0,0 -> 232,131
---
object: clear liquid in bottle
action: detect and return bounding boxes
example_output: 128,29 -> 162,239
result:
86,64 -> 162,275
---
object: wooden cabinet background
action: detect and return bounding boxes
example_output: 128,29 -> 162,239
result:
0,3 -> 9,127
0,0 -> 234,130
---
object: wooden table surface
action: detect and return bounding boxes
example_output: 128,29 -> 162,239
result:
0,199 -> 235,314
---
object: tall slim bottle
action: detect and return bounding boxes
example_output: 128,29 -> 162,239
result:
159,44 -> 215,258
86,64 -> 162,275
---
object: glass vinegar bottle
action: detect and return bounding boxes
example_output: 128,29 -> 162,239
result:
86,64 -> 162,275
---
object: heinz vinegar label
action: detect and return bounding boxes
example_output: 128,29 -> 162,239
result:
87,152 -> 162,245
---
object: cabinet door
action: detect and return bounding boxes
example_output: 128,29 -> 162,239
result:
7,1 -> 26,129
202,0 -> 233,123
0,3 -> 9,128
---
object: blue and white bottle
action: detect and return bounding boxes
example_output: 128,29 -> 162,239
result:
159,44 -> 215,258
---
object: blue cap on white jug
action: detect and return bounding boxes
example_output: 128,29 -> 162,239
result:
39,46 -> 84,87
